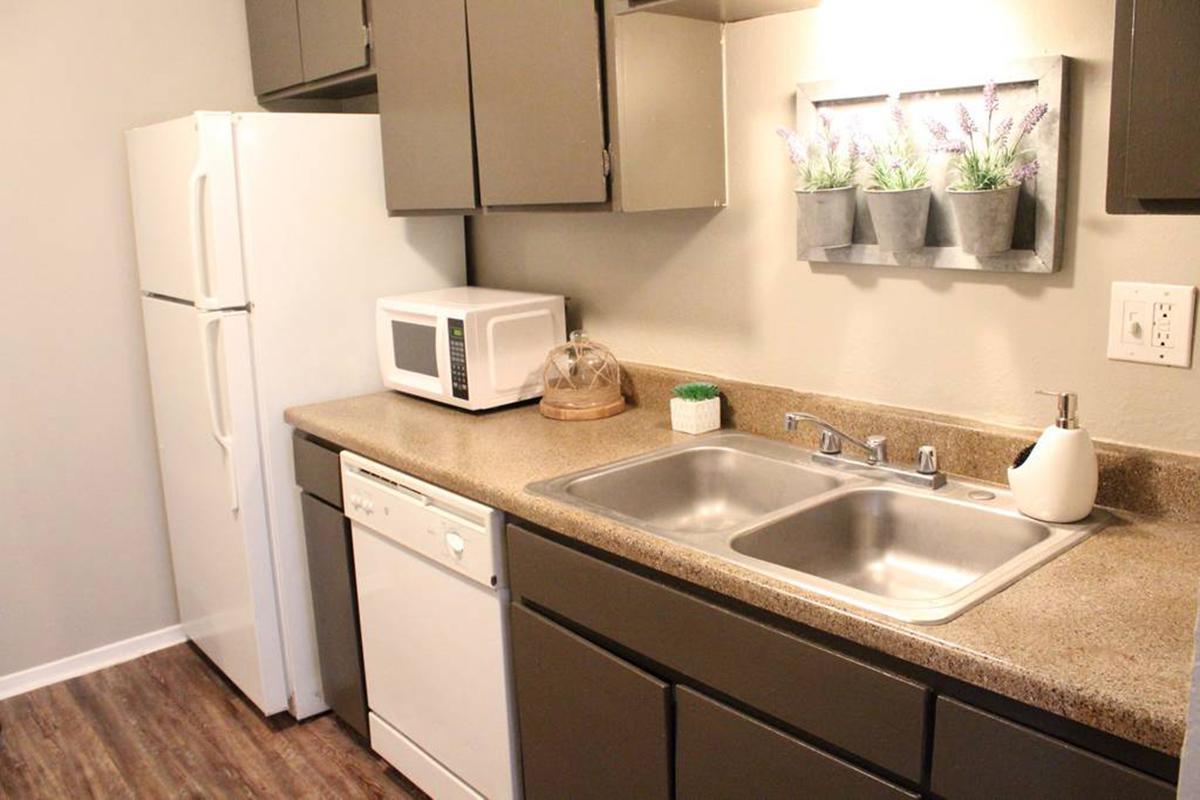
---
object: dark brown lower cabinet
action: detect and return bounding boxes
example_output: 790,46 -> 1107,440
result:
675,686 -> 918,800
506,523 -> 1178,797
509,604 -> 671,800
299,492 -> 368,739
931,698 -> 1174,800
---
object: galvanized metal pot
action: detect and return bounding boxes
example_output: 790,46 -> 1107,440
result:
947,184 -> 1020,256
864,185 -> 931,252
795,185 -> 856,248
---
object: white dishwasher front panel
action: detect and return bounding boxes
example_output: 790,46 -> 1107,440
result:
352,523 -> 519,800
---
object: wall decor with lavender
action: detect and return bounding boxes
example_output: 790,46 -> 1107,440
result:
781,56 -> 1068,273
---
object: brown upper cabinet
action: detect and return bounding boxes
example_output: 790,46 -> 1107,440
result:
245,0 -> 372,99
1107,0 -> 1200,213
376,0 -> 728,214
374,1 -> 478,212
466,0 -> 609,208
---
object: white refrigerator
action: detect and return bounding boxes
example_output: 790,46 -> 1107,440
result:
126,112 -> 465,718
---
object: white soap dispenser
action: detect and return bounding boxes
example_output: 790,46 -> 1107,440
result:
1007,390 -> 1098,523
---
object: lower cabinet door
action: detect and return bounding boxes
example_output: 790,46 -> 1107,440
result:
675,686 -> 919,800
931,698 -> 1175,800
300,492 -> 368,738
509,605 -> 671,800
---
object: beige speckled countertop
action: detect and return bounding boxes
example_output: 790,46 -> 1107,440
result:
285,390 -> 1200,756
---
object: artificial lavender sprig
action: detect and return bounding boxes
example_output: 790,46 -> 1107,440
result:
994,116 -> 1014,151
777,127 -> 806,168
1018,102 -> 1049,137
926,118 -> 967,154
1012,160 -> 1040,182
982,80 -> 999,114
956,103 -> 978,137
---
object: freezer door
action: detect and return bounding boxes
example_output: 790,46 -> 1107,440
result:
126,113 -> 248,308
140,297 -> 287,714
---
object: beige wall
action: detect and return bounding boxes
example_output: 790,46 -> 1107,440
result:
0,1 -> 259,674
471,0 -> 1200,455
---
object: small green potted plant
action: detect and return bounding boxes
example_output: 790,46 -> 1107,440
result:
862,94 -> 931,252
671,382 -> 720,435
928,81 -> 1047,255
778,112 -> 860,248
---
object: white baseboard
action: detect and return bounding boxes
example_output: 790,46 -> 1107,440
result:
0,624 -> 187,701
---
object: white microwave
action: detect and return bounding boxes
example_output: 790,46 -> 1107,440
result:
377,287 -> 566,410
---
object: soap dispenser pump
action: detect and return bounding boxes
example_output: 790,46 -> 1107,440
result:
1007,391 -> 1098,523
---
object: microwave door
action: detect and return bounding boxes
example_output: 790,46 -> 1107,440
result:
384,314 -> 450,399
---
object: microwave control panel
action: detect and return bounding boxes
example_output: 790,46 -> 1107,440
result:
448,318 -> 469,400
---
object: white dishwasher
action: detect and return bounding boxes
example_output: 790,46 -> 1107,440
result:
341,451 -> 521,800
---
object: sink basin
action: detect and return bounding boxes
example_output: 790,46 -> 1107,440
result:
552,436 -> 841,534
731,487 -> 1052,603
527,432 -> 1105,624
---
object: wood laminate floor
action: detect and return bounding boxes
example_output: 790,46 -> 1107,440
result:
0,643 -> 428,799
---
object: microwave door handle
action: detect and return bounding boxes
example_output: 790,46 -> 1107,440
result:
199,312 -> 239,512
188,163 -> 219,311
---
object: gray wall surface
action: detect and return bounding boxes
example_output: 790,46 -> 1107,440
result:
0,0 -> 260,675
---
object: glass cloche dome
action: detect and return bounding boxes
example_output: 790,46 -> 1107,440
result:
539,331 -> 626,420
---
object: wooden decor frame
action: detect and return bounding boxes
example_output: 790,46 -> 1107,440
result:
794,56 -> 1069,273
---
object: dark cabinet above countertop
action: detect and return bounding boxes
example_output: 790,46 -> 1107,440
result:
1107,0 -> 1200,213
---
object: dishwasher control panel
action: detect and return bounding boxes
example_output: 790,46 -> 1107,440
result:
341,451 -> 506,588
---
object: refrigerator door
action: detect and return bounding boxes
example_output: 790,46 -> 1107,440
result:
126,113 -> 248,308
140,297 -> 287,714
231,112 -> 466,719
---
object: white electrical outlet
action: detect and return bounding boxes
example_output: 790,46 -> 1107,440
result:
1107,282 -> 1196,367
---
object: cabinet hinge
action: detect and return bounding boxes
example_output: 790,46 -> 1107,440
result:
602,146 -> 611,177
363,23 -> 372,50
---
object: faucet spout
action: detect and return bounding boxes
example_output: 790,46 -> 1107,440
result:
783,412 -> 887,464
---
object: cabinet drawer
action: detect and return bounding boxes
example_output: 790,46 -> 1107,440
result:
931,697 -> 1174,800
676,686 -> 918,800
292,432 -> 342,508
510,605 -> 671,800
299,493 -> 367,738
507,525 -> 929,782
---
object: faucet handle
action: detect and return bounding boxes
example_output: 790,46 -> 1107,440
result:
817,429 -> 842,455
916,445 -> 939,475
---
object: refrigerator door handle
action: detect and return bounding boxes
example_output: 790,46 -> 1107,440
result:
199,311 -> 239,512
188,164 -> 220,311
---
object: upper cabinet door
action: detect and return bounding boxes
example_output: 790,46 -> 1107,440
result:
245,0 -> 305,94
465,0 -> 608,207
1107,0 -> 1200,213
295,0 -> 368,82
375,0 -> 478,212
1123,0 -> 1200,199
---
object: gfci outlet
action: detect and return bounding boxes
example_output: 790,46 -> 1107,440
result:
1107,282 -> 1196,367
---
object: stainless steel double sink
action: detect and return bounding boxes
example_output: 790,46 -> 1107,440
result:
527,433 -> 1106,624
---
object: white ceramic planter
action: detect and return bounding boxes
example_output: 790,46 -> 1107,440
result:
795,186 -> 856,248
948,184 -> 1020,255
670,397 -> 720,435
864,185 -> 931,252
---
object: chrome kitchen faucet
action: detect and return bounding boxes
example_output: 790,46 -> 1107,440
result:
783,412 -> 946,489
